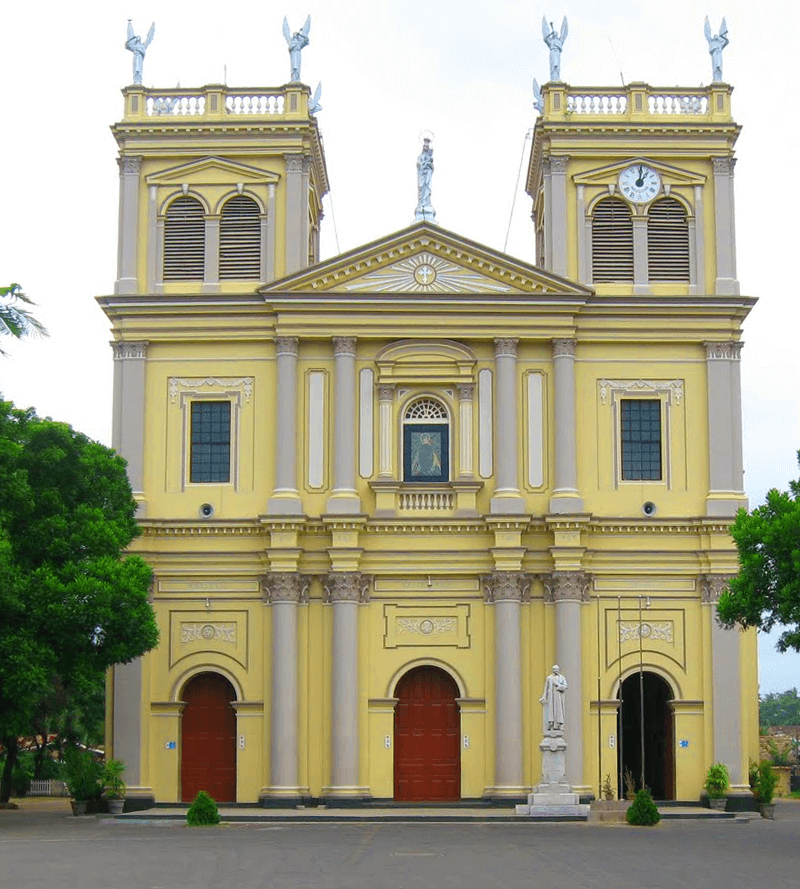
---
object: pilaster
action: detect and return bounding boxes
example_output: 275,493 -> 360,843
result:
268,336 -> 303,515
549,155 -> 569,277
712,156 -> 740,295
705,342 -> 746,517
112,340 -> 148,514
116,156 -> 142,294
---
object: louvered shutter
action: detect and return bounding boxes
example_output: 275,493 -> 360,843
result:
591,198 -> 634,283
163,197 -> 205,281
219,196 -> 261,279
647,199 -> 690,282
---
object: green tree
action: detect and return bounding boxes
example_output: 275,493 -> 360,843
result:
0,399 -> 158,802
760,688 -> 800,727
0,285 -> 46,353
717,454 -> 800,653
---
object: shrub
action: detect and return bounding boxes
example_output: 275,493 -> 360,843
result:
64,748 -> 103,802
626,787 -> 661,826
186,790 -> 220,826
103,759 -> 126,799
753,761 -> 779,806
704,762 -> 730,799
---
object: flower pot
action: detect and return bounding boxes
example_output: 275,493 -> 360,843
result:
71,800 -> 88,816
760,803 -> 776,820
107,798 -> 125,815
708,798 -> 726,810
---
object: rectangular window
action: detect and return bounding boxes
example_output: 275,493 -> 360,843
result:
190,401 -> 231,483
403,424 -> 449,483
620,399 -> 662,480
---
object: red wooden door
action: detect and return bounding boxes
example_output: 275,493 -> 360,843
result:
394,666 -> 461,801
181,673 -> 237,803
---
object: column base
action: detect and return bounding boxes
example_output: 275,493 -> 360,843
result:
483,786 -> 529,801
325,494 -> 363,514
259,789 -> 312,808
548,492 -> 585,514
489,495 -> 526,515
320,786 -> 372,807
266,495 -> 304,515
705,495 -> 748,517
715,277 -> 740,296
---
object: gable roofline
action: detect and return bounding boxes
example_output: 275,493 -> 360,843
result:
259,221 -> 594,296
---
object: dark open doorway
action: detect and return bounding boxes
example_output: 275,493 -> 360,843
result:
618,671 -> 674,800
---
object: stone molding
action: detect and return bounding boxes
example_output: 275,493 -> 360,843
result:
597,378 -> 683,405
118,156 -> 142,175
261,572 -> 308,604
552,338 -> 576,358
324,572 -> 371,604
333,336 -> 357,357
483,571 -> 531,603
494,337 -> 518,358
275,336 -> 299,356
543,571 -> 591,603
112,341 -> 148,360
549,155 -> 569,174
705,341 -> 743,361
168,376 -> 253,404
457,384 -> 475,401
700,574 -> 734,604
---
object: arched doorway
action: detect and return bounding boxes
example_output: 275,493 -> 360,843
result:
618,671 -> 675,800
181,672 -> 237,803
394,665 -> 461,802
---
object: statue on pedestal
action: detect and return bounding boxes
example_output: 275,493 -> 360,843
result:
125,20 -> 155,86
541,16 -> 568,82
539,664 -> 567,733
283,15 -> 311,82
704,16 -> 729,83
414,136 -> 436,223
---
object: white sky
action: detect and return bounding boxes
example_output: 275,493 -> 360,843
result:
1,1 -> 798,696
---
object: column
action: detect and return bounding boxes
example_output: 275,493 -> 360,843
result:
263,572 -> 304,800
702,575 -> 748,795
705,342 -> 745,517
549,156 -> 569,277
324,572 -> 367,799
284,154 -> 308,274
549,339 -> 583,513
115,156 -> 141,295
546,571 -> 590,790
491,338 -> 524,514
112,341 -> 148,508
457,384 -> 474,477
377,385 -> 395,478
326,337 -> 362,514
712,157 -> 740,295
267,337 -> 302,514
485,572 -> 526,796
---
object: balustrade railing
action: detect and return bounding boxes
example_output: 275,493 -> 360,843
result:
126,85 -> 302,121
398,489 -> 455,511
549,83 -> 726,121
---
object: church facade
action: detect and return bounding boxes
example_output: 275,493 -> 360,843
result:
101,76 -> 758,807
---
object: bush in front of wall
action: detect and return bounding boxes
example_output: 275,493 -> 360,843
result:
626,787 -> 661,826
704,762 -> 730,799
186,790 -> 220,826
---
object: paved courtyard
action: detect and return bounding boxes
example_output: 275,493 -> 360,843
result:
2,798 -> 800,889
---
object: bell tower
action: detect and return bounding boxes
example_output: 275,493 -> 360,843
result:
112,82 -> 328,296
526,81 -> 740,297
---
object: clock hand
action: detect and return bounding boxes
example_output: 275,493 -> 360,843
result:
635,165 -> 645,187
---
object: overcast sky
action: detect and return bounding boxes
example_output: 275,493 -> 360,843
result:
1,1 -> 797,694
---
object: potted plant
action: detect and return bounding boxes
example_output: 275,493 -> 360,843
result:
753,760 -> 779,819
103,759 -> 126,815
704,762 -> 730,810
64,748 -> 103,816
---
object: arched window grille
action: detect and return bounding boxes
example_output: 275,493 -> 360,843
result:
591,198 -> 634,283
219,195 -> 262,279
163,196 -> 205,281
647,198 -> 690,282
403,398 -> 449,483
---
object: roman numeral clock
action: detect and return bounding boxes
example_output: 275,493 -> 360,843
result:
618,163 -> 662,202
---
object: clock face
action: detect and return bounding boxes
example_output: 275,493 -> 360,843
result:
619,164 -> 661,203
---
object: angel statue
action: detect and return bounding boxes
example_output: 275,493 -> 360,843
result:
125,19 -> 155,86
532,78 -> 544,113
283,15 -> 311,82
704,16 -> 729,83
542,15 -> 568,82
309,82 -> 323,115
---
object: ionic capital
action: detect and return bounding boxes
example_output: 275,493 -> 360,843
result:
483,571 -> 531,603
552,338 -> 576,359
543,571 -> 591,603
262,572 -> 308,604
112,340 -> 148,360
324,572 -> 371,604
700,574 -> 734,604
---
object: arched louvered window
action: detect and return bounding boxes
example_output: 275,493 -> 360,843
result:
163,196 -> 205,281
647,198 -> 690,282
403,398 -> 449,483
219,195 -> 262,279
591,198 -> 634,283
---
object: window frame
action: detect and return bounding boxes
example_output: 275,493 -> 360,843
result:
189,400 -> 232,484
401,397 -> 451,485
619,398 -> 663,482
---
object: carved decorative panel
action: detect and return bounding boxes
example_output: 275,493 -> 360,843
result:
384,604 -> 470,648
169,610 -> 248,669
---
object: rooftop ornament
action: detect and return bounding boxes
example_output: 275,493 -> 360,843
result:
414,132 -> 437,224
283,15 -> 311,83
125,19 -> 155,86
704,16 -> 729,83
541,15 -> 568,82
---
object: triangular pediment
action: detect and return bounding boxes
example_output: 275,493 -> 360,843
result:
146,156 -> 280,186
261,222 -> 592,297
574,157 -> 705,188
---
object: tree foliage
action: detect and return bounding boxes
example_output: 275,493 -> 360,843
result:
0,285 -> 47,353
717,454 -> 800,653
0,399 -> 158,801
760,688 -> 800,727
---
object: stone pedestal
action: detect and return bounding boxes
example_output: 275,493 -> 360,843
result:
515,732 -> 589,818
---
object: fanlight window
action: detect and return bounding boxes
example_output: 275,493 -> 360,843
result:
163,196 -> 205,281
403,398 -> 449,484
591,197 -> 634,283
647,198 -> 690,282
220,195 -> 262,280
